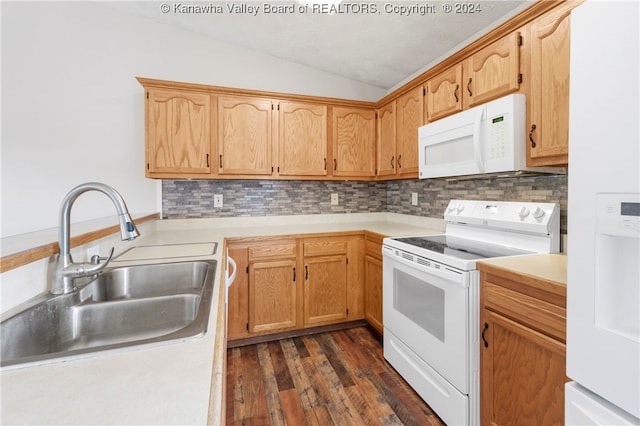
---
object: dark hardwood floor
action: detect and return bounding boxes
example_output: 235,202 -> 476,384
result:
226,326 -> 445,425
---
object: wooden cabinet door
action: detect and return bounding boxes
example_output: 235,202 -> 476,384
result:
364,254 -> 383,334
249,259 -> 297,333
303,255 -> 348,326
278,101 -> 328,176
376,101 -> 396,177
481,310 -> 567,426
146,89 -> 212,176
528,7 -> 571,166
218,95 -> 273,175
332,107 -> 376,177
226,243 -> 249,340
425,63 -> 464,122
464,32 -> 522,107
395,87 -> 422,176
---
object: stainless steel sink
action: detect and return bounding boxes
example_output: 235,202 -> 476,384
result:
1,260 -> 217,369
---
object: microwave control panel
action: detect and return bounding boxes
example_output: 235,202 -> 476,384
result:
488,113 -> 509,160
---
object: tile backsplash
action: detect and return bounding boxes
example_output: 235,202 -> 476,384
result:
163,174 -> 568,233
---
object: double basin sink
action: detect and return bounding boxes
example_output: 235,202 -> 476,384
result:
1,260 -> 217,369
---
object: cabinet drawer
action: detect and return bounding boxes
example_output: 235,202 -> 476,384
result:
248,241 -> 296,261
365,239 -> 382,259
483,281 -> 566,342
303,239 -> 347,256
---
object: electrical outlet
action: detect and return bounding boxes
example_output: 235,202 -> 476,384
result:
214,194 -> 223,208
331,193 -> 339,206
411,192 -> 418,206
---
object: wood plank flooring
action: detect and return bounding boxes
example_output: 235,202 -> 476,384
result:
226,326 -> 445,426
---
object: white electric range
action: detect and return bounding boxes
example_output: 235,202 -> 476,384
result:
382,199 -> 560,425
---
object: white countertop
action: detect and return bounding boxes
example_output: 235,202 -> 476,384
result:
0,212 -> 444,425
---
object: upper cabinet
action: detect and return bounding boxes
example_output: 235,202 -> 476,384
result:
376,101 -> 396,177
278,102 -> 328,177
394,87 -> 422,177
527,4 -> 572,166
145,88 -> 213,178
217,96 -> 273,176
425,63 -> 463,122
332,107 -> 376,177
463,32 -> 522,108
139,2 -> 579,180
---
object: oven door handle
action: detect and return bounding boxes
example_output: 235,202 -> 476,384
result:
384,252 -> 466,287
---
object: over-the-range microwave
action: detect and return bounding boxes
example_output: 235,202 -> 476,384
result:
418,93 -> 565,180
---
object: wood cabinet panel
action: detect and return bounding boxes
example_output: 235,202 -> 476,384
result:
218,96 -> 273,175
481,311 -> 566,426
332,107 -> 376,177
480,266 -> 567,426
226,243 -> 250,340
464,32 -> 521,107
395,87 -> 422,176
376,101 -> 396,177
303,239 -> 347,257
303,255 -> 348,326
425,63 -> 463,122
248,241 -> 297,262
364,255 -> 383,334
528,6 -> 571,166
146,89 -> 212,175
278,101 -> 328,176
249,259 -> 298,333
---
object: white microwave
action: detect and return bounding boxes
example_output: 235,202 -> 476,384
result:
418,94 -> 563,179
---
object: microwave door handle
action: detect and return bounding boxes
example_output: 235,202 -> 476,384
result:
473,108 -> 485,172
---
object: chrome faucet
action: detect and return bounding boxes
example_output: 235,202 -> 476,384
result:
51,182 -> 140,294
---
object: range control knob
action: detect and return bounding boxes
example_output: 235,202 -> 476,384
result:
533,207 -> 546,219
456,204 -> 465,214
518,206 -> 530,219
447,203 -> 457,213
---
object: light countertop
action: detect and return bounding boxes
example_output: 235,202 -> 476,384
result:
0,212 -> 444,425
477,253 -> 567,298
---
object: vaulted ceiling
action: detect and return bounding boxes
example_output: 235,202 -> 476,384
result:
111,1 -> 531,91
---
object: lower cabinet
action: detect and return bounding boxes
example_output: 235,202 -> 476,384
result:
364,232 -> 384,334
479,266 -> 567,426
226,233 -> 365,342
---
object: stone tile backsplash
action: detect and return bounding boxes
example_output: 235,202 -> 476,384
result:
163,174 -> 568,233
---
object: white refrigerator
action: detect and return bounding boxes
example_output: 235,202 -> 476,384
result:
566,1 -> 640,424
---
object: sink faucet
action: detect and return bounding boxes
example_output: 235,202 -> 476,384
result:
51,182 -> 140,294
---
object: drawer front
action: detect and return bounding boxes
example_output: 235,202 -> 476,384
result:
248,241 -> 297,261
483,281 -> 566,342
303,239 -> 347,257
365,239 -> 382,259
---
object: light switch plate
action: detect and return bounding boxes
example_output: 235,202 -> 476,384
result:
214,194 -> 223,208
331,193 -> 339,205
411,192 -> 418,206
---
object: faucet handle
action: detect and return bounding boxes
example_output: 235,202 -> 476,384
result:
84,247 -> 115,274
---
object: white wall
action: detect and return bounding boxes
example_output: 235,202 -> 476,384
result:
1,1 -> 385,238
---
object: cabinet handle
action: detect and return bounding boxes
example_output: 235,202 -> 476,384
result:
454,84 -> 460,103
482,322 -> 489,348
293,267 -> 296,282
529,124 -> 537,148
467,78 -> 473,97
305,265 -> 309,280
390,156 -> 395,169
324,158 -> 327,170
219,154 -> 223,168
397,155 -> 402,169
206,154 -> 210,168
334,159 -> 337,171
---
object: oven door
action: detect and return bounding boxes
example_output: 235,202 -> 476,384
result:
382,246 -> 470,393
